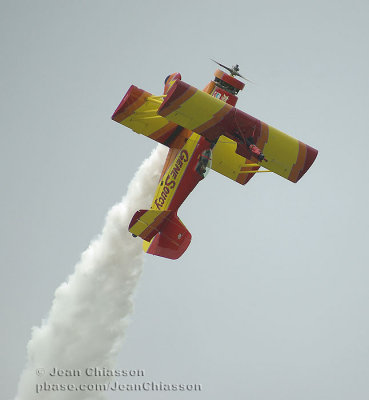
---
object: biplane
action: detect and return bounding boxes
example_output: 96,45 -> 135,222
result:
112,62 -> 318,259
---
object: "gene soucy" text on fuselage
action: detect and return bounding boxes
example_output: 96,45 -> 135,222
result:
154,150 -> 189,210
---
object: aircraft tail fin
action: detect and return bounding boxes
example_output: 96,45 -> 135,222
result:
129,210 -> 191,260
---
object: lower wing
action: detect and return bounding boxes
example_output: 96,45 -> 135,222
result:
212,135 -> 262,185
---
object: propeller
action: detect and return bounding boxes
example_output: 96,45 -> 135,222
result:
211,59 -> 253,83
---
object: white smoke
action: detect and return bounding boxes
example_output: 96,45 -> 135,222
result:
15,144 -> 167,400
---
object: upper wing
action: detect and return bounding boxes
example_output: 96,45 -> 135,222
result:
158,80 -> 318,183
111,85 -> 177,145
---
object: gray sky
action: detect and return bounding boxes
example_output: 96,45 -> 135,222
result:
1,0 -> 369,399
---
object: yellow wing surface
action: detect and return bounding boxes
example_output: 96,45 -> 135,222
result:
112,84 -> 258,185
112,81 -> 317,184
112,85 -> 177,144
158,80 -> 318,183
212,136 -> 262,185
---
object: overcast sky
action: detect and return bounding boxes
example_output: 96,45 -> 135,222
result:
1,0 -> 369,399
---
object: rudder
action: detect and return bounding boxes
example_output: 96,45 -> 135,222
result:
143,213 -> 191,260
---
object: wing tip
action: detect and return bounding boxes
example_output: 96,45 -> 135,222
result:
111,85 -> 151,123
295,145 -> 318,183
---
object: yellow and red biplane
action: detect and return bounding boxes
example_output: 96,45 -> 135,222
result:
112,62 -> 318,260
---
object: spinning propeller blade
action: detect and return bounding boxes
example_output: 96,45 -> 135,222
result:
211,59 -> 253,83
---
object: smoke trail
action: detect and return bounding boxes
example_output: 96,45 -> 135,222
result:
15,144 -> 167,400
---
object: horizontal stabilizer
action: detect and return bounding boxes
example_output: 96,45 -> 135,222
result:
129,209 -> 191,259
129,209 -> 171,242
